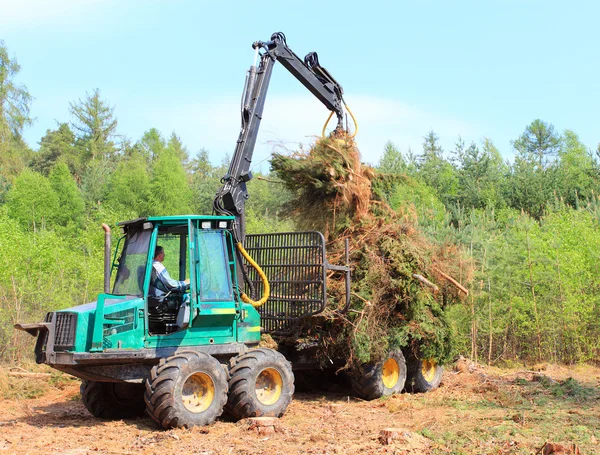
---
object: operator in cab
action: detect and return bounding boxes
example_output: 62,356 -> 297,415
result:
150,245 -> 191,329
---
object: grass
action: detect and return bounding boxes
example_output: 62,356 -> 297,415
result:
0,363 -> 78,400
421,368 -> 600,454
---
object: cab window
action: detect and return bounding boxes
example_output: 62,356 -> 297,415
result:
198,230 -> 233,301
113,226 -> 152,296
154,225 -> 189,282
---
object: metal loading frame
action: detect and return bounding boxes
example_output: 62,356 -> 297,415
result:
243,231 -> 350,334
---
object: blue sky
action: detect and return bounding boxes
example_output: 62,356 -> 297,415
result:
1,0 -> 598,169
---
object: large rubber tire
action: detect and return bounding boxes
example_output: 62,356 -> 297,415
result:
350,349 -> 407,400
405,356 -> 443,393
226,348 -> 294,420
144,350 -> 228,429
80,380 -> 146,419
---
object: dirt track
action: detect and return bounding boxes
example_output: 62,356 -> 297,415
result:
0,363 -> 598,455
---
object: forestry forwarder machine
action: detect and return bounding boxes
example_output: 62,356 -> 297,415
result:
15,33 -> 429,430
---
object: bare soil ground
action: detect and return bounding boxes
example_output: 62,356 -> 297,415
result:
0,362 -> 598,455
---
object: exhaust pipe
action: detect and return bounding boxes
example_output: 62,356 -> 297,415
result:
102,223 -> 111,294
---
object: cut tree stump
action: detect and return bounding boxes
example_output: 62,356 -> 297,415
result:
538,442 -> 581,455
379,428 -> 403,445
247,417 -> 280,436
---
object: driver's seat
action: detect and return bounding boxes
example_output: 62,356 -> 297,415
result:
147,293 -> 181,335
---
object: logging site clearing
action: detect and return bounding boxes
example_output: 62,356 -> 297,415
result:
2,27 -> 600,455
1,361 -> 598,455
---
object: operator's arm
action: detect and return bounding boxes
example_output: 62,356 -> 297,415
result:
153,262 -> 188,292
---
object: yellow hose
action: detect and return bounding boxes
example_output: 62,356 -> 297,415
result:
237,242 -> 270,307
322,111 -> 334,137
321,101 -> 359,138
343,100 -> 359,138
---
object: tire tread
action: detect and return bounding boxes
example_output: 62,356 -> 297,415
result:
144,350 -> 228,429
225,348 -> 294,420
350,349 -> 407,400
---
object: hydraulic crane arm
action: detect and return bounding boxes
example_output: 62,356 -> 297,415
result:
213,32 -> 346,243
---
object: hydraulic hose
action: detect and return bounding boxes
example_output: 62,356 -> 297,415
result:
321,101 -> 359,138
236,242 -> 270,307
322,111 -> 335,137
343,100 -> 358,138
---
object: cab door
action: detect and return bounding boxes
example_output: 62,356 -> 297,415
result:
192,229 -> 237,340
187,219 -> 199,319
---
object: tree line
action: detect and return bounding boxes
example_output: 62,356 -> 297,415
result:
1,40 -> 598,364
380,124 -> 600,364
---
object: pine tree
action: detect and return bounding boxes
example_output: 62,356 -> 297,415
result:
189,148 -> 224,214
378,141 -> 409,174
0,41 -> 33,144
138,128 -> 166,164
0,40 -> 33,179
69,89 -> 119,161
417,131 -> 458,206
32,123 -> 80,177
508,121 -> 563,218
167,132 -> 189,165
513,119 -> 561,167
457,139 -> 507,209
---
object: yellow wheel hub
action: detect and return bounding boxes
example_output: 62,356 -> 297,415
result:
421,359 -> 437,383
382,357 -> 400,389
255,368 -> 283,406
182,372 -> 215,413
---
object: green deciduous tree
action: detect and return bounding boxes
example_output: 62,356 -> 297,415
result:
105,150 -> 151,217
446,204 -> 600,364
6,169 -> 59,231
0,206 -> 104,361
245,172 -> 294,234
148,149 -> 191,215
49,162 -> 85,229
554,130 -> 596,207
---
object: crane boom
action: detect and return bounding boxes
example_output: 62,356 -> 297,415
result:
213,32 -> 346,243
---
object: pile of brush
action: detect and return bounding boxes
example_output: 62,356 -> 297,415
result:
270,130 -> 470,368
